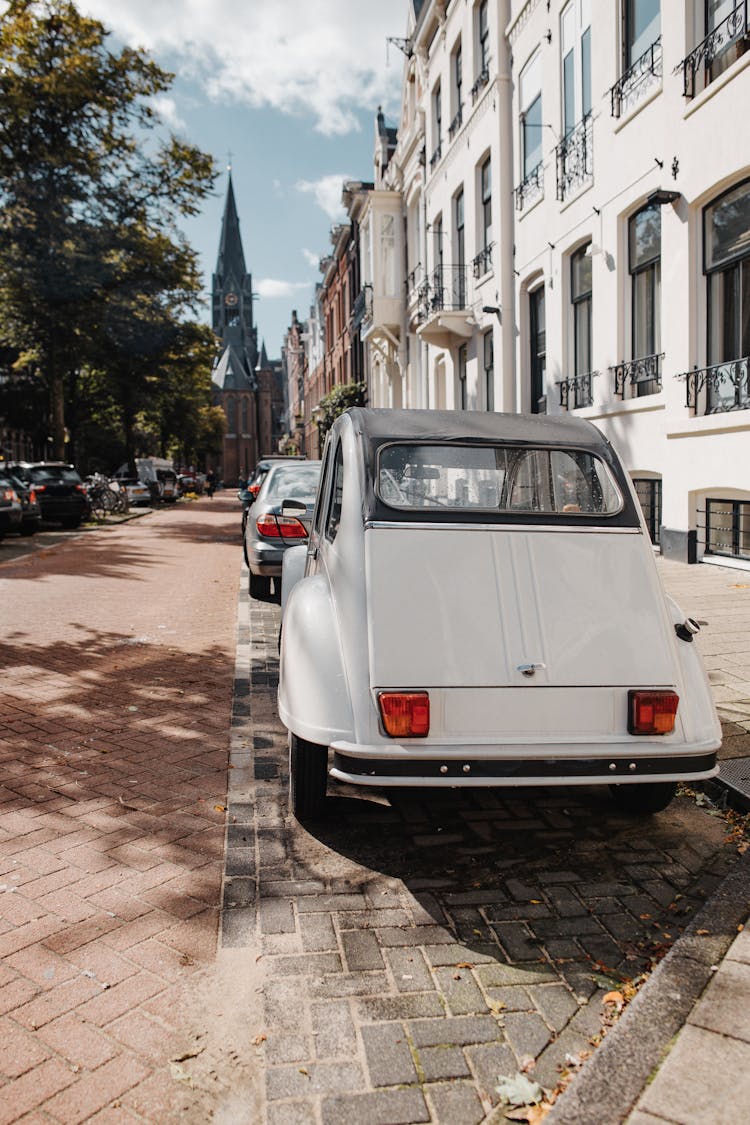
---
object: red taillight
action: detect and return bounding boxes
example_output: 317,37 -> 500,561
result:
255,513 -> 308,539
35,483 -> 46,492
75,483 -> 85,492
2,489 -> 13,502
29,490 -> 36,503
628,690 -> 679,736
249,483 -> 261,497
378,692 -> 430,738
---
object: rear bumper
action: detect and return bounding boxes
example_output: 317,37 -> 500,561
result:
329,741 -> 719,788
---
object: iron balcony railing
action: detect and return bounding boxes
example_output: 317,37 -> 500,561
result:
448,105 -> 463,140
677,356 -> 750,414
611,353 -> 664,398
556,113 -> 593,202
558,371 -> 596,410
470,67 -> 489,104
514,161 -> 544,212
429,142 -> 442,171
610,36 -> 662,118
472,243 -> 493,278
351,284 -> 373,332
676,2 -> 749,97
416,265 -> 470,322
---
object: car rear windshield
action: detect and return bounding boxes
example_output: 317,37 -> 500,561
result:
27,466 -> 82,484
263,464 -> 321,504
377,443 -> 622,516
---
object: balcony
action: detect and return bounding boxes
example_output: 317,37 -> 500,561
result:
472,243 -> 493,279
559,371 -> 596,410
448,105 -> 463,141
514,161 -> 544,212
610,37 -> 662,118
429,142 -> 442,171
678,357 -> 750,414
611,353 -> 663,398
676,2 -> 749,98
470,67 -> 489,105
351,284 -> 373,332
556,114 -> 593,202
416,265 -> 474,347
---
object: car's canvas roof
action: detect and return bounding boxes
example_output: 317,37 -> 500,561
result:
346,407 -> 609,448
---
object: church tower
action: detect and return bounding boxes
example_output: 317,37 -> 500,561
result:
210,172 -> 277,484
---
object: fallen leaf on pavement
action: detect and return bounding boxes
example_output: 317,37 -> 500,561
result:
251,1034 -> 266,1046
214,805 -> 226,812
496,1073 -> 544,1107
298,1067 -> 310,1078
602,991 -> 624,1011
697,929 -> 711,935
739,924 -> 745,932
455,962 -> 474,969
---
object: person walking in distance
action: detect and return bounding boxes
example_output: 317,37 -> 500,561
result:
206,469 -> 216,498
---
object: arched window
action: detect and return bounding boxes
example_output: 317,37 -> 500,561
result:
226,398 -> 236,433
241,398 -> 249,433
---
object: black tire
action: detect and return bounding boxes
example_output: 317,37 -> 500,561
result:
609,781 -> 677,815
61,517 -> 82,529
289,733 -> 328,818
20,526 -> 36,537
249,571 -> 271,598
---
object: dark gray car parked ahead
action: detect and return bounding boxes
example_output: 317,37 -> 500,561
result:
243,460 -> 321,599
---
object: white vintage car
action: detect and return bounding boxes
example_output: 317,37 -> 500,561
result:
278,409 -> 720,819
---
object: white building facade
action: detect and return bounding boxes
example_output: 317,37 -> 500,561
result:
357,0 -> 750,565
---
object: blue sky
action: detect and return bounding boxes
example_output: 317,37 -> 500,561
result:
76,0 -> 408,360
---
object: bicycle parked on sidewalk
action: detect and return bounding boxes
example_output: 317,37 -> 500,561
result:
84,474 -> 129,521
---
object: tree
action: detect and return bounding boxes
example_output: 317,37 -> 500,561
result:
0,0 -> 215,457
315,382 -> 366,445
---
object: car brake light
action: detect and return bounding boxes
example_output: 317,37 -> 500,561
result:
35,484 -> 46,492
378,692 -> 430,738
249,483 -> 261,497
29,490 -> 36,503
2,489 -> 13,502
628,690 -> 679,736
75,483 -> 85,492
255,514 -> 307,539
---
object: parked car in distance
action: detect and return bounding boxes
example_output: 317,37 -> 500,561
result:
156,468 -> 178,503
0,473 -> 23,539
4,470 -> 41,535
244,459 -> 322,599
177,472 -> 202,496
5,462 -> 87,528
247,455 -> 306,502
279,408 -> 721,819
117,477 -> 151,507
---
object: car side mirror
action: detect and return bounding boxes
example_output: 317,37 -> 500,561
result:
281,499 -> 307,518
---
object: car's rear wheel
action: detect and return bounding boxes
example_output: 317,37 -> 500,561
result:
61,517 -> 81,529
609,781 -> 677,815
289,733 -> 328,818
249,571 -> 271,598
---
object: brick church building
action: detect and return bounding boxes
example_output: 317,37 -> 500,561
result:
211,173 -> 284,485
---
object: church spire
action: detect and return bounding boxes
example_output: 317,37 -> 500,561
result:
215,171 -> 247,283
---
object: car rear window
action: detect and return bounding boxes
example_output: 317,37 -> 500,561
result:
377,443 -> 622,516
28,466 -> 82,484
263,465 -> 321,503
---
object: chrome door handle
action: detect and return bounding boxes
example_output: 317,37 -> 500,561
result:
516,663 -> 546,677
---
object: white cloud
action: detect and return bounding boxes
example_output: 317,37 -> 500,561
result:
78,0 -> 405,135
302,248 -> 320,269
150,95 -> 185,131
296,174 -> 351,221
256,278 -> 312,299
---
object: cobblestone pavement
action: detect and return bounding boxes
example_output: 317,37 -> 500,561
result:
0,498 -> 261,1123
234,566 -> 741,1125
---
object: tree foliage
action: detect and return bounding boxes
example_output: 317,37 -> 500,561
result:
316,382 -> 366,442
0,0 -> 216,464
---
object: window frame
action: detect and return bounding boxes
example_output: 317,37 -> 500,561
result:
628,203 -> 662,395
571,242 -> 593,378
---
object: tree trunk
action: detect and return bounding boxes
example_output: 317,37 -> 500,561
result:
50,372 -> 66,460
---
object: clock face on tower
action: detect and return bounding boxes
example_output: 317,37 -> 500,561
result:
224,292 -> 239,307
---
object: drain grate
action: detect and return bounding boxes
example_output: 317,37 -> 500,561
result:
718,756 -> 750,809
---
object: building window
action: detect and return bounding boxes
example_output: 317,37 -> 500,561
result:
520,53 -> 543,179
572,243 -> 593,378
481,157 -> 492,252
455,188 -> 466,304
226,398 -> 236,433
625,0 -> 660,68
457,344 -> 468,409
434,213 -> 444,272
629,203 -> 661,395
702,178 -> 750,412
484,330 -> 494,411
241,398 -> 248,433
633,477 -> 661,544
450,40 -> 463,138
680,1 -> 749,98
431,82 -> 442,166
478,0 -> 489,71
561,0 -> 591,136
705,498 -> 750,560
529,285 -> 547,414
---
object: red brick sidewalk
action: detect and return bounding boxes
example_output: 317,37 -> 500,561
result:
0,498 -> 243,1122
